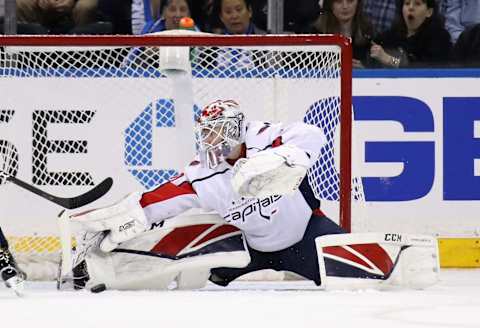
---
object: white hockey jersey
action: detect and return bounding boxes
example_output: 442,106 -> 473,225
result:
140,121 -> 327,252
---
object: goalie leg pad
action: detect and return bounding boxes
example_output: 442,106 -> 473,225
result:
391,243 -> 441,289
61,213 -> 251,290
82,237 -> 251,291
315,233 -> 440,290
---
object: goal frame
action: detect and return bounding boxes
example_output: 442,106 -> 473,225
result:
0,33 -> 353,231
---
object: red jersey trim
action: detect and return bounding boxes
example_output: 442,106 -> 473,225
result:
140,181 -> 196,208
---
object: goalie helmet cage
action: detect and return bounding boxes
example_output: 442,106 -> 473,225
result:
0,33 -> 360,281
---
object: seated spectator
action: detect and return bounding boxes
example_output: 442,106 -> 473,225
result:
195,0 -> 266,72
15,0 -> 112,34
210,0 -> 265,35
452,23 -> 480,67
444,0 -> 480,44
309,0 -> 376,68
369,0 -> 451,67
141,0 -> 198,33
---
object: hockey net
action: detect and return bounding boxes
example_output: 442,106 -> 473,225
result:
0,32 -> 362,281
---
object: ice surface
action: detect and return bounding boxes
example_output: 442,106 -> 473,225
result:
1,269 -> 478,328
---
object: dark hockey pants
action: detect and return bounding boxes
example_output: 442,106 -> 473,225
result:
210,214 -> 345,286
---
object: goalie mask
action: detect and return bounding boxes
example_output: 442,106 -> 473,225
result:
195,100 -> 245,169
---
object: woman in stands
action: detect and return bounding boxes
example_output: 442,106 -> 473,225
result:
142,0 -> 197,33
309,0 -> 376,68
202,0 -> 265,70
369,0 -> 452,67
210,0 -> 265,35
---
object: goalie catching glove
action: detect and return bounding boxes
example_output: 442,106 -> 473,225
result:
231,145 -> 311,198
68,192 -> 148,252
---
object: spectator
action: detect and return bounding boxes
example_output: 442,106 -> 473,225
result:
195,0 -> 266,72
141,0 -> 197,33
310,0 -> 376,68
210,0 -> 265,35
369,0 -> 451,67
15,0 -> 111,34
444,0 -> 480,44
362,0 -> 398,34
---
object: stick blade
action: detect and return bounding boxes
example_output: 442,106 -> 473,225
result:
64,177 -> 113,209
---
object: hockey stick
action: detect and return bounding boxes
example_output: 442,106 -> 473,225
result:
0,172 -> 113,209
0,141 -> 112,209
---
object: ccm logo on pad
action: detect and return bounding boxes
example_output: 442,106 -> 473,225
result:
384,233 -> 402,242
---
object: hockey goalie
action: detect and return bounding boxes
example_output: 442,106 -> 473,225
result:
58,100 -> 439,291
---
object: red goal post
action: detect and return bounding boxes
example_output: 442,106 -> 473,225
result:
0,33 -> 357,280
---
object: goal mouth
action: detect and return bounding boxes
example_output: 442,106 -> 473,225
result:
0,33 -> 357,281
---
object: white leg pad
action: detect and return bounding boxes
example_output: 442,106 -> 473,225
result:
83,247 -> 251,291
85,250 -> 177,290
315,233 -> 440,290
389,244 -> 440,289
60,211 -> 251,291
176,270 -> 211,290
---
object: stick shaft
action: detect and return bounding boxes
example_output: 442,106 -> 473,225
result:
5,176 -> 113,209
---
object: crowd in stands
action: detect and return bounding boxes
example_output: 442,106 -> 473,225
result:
1,0 -> 479,67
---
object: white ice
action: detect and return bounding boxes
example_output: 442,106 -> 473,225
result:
1,269 -> 478,328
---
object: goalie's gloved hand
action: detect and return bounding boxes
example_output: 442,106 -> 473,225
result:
231,145 -> 310,199
69,192 -> 148,252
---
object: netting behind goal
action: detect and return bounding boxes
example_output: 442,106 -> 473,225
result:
0,32 -> 361,280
